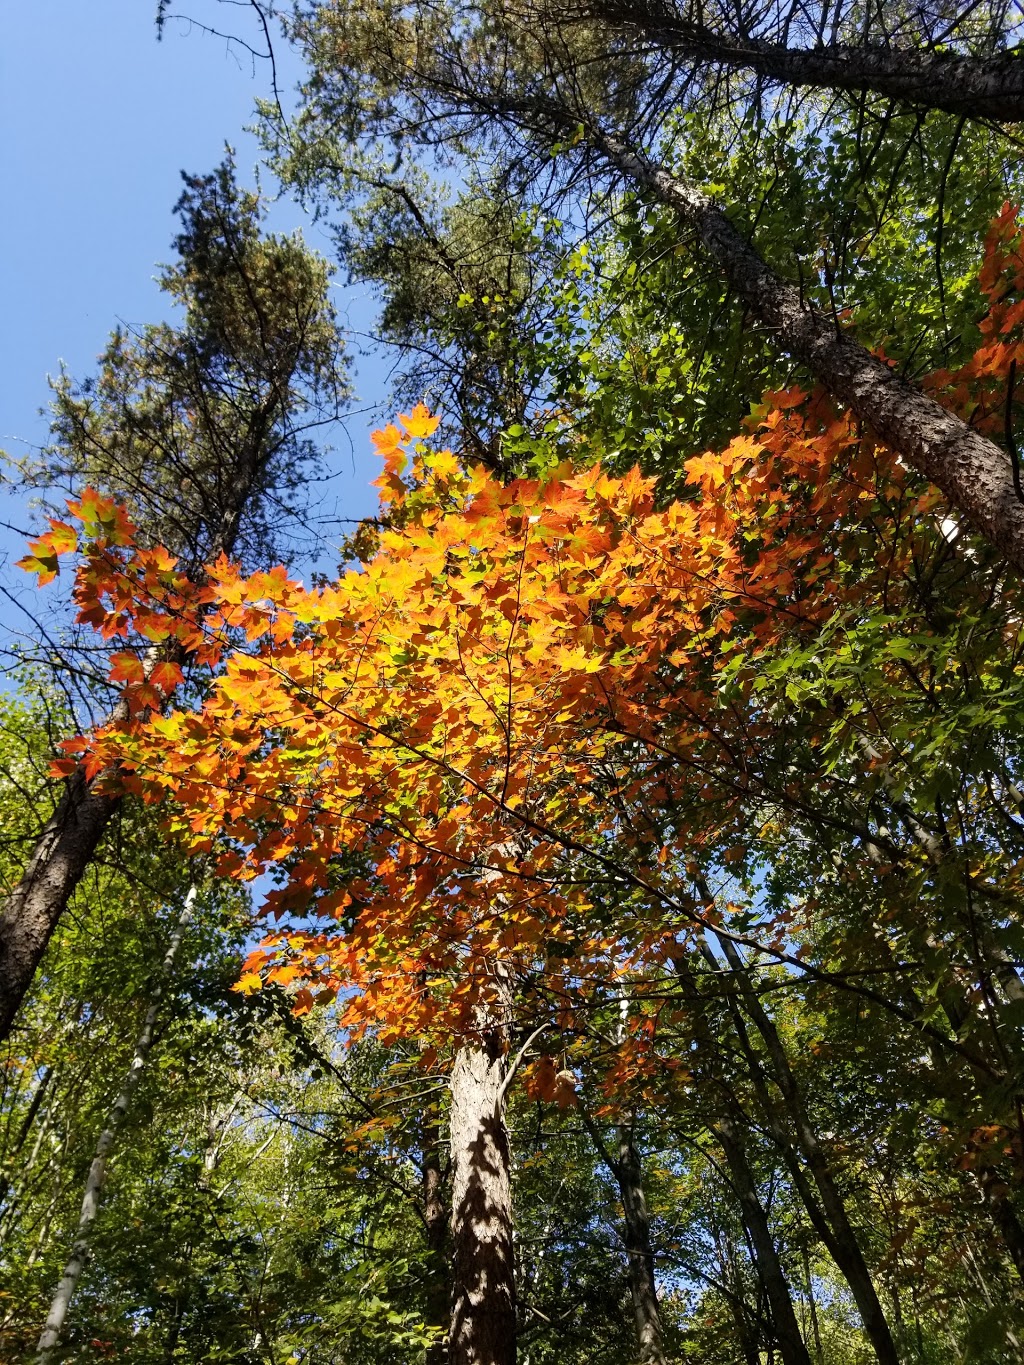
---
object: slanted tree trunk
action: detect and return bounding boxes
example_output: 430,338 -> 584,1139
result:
443,77 -> 1024,559
0,438 -> 265,1049
670,949 -> 811,1363
578,126 -> 1024,570
715,1116 -> 814,1365
35,885 -> 197,1364
0,771 -> 122,1041
448,971 -> 516,1365
0,161 -> 345,1043
0,452 -> 270,1046
705,930 -> 900,1365
591,3 -> 1024,123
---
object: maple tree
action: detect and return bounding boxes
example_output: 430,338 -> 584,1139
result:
19,203 -> 1024,1360
11,3 -> 1024,1352
15,198 -> 1024,1361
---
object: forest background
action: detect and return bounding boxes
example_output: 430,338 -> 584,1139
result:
5,3 -> 1024,1365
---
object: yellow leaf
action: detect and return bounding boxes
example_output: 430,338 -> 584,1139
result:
399,402 -> 441,440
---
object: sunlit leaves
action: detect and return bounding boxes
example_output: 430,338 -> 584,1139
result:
22,212 -> 1024,1086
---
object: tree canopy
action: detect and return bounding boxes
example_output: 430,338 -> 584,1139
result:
5,2 -> 1024,1362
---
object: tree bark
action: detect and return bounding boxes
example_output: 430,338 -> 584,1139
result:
592,3 -> 1024,122
715,1116 -> 814,1365
0,422 -> 269,1044
616,1124 -> 670,1365
448,973 -> 517,1365
583,127 -> 1024,571
35,885 -> 197,1364
0,770 -> 121,1041
707,932 -> 899,1365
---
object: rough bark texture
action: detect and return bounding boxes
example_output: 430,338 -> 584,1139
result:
596,3 -> 1024,121
716,1116 -> 814,1365
616,1126 -> 669,1365
36,886 -> 196,1362
449,983 -> 516,1365
589,130 -> 1024,571
709,933 -> 899,1365
0,770 -> 120,1041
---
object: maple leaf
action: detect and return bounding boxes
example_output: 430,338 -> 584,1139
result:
109,652 -> 145,685
371,423 -> 407,477
15,552 -> 60,587
399,402 -> 441,440
424,448 -> 461,482
151,661 -> 185,694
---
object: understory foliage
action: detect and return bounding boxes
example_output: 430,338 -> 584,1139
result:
10,206 -> 1024,1359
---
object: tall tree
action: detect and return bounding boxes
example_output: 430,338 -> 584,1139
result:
267,0 -> 1024,562
574,0 -> 1024,122
38,219 -> 1024,1339
0,157 -> 347,1041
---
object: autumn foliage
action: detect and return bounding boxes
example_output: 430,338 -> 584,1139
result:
20,210 -> 1024,1074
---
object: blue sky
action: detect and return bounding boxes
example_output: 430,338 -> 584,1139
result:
1,1 -> 388,642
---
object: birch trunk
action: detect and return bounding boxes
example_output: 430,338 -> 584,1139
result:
448,974 -> 516,1365
35,885 -> 197,1363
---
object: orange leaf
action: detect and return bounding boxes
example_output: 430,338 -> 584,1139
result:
109,652 -> 145,685
151,661 -> 185,694
15,552 -> 58,586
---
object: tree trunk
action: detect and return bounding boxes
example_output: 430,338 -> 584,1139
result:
616,1124 -> 669,1365
716,1116 -> 814,1365
670,949 -> 811,1364
0,401 -> 268,1043
448,974 -> 516,1365
578,1101 -> 669,1364
35,885 -> 197,1364
708,932 -> 900,1365
593,4 -> 1024,122
584,127 -> 1024,570
719,1219 -> 763,1365
0,770 -> 121,1041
